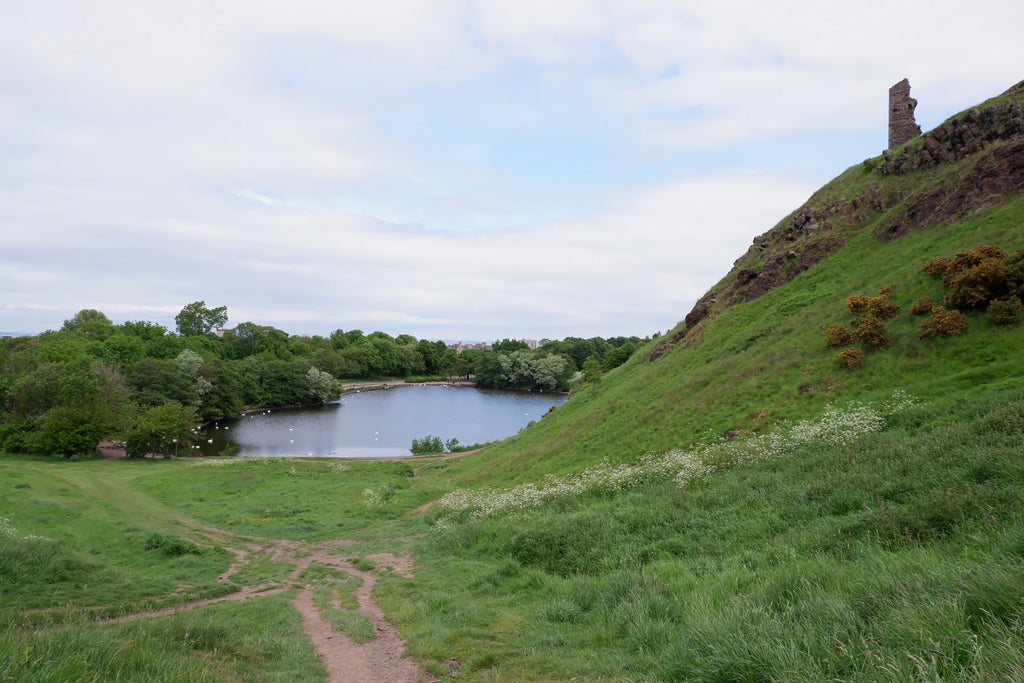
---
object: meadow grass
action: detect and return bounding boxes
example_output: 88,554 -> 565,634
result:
390,385 -> 1024,681
0,594 -> 323,682
137,457 -> 443,540
0,459 -> 235,623
2,385 -> 1023,680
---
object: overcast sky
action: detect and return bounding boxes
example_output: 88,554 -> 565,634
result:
3,1 -> 1021,341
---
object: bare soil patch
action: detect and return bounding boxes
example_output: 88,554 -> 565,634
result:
96,525 -> 437,682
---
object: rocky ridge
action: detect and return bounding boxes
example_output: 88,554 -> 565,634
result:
649,79 -> 1024,362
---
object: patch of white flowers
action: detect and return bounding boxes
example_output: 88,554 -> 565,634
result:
0,516 -> 50,541
188,458 -> 355,476
362,487 -> 386,508
434,391 -> 917,530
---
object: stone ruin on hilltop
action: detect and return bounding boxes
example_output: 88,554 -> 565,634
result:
888,78 -> 922,149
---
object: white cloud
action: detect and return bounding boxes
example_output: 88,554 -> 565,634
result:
1,0 -> 1021,338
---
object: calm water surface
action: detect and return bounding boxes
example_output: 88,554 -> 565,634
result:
200,385 -> 567,458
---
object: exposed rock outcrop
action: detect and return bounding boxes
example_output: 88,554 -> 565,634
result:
877,138 -> 1024,240
648,79 -> 1024,363
880,95 -> 1024,176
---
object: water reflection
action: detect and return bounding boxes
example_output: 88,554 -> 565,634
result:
200,385 -> 567,458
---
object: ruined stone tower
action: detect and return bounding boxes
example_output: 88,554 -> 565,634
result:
888,78 -> 922,149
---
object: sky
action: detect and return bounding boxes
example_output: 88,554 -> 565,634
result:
3,1 -> 1022,342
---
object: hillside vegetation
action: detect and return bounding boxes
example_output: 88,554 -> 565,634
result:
3,80 -> 1024,682
456,78 -> 1024,485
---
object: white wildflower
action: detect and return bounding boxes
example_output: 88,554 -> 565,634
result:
434,390 -> 916,530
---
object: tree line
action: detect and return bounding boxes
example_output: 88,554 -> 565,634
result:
0,303 -> 648,458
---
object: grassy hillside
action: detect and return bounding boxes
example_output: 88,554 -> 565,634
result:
450,80 -> 1024,487
3,80 -> 1024,682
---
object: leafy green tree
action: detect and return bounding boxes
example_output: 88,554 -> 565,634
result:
400,342 -> 427,375
124,402 -> 200,458
195,360 -> 244,421
410,435 -> 444,454
603,341 -> 636,370
366,337 -> 407,377
103,334 -> 147,367
6,363 -> 66,418
62,309 -> 115,339
329,329 -> 351,349
175,349 -> 204,378
532,354 -> 572,390
498,350 -> 533,387
334,346 -> 369,378
175,301 -> 228,337
562,337 -> 597,370
222,322 -> 288,359
36,331 -> 89,363
447,354 -> 473,380
120,320 -> 169,341
493,338 -> 530,353
582,356 -> 605,383
26,403 -> 114,457
472,351 -> 504,388
175,349 -> 213,408
306,367 -> 339,403
416,339 -> 447,374
125,358 -> 192,406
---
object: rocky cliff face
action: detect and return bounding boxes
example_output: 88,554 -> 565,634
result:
880,93 -> 1024,176
648,80 -> 1024,362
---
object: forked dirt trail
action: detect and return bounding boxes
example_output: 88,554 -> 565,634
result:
105,523 -> 438,682
76,451 -> 443,680
291,548 -> 428,683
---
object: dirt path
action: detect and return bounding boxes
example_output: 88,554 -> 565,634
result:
99,526 -> 437,682
67,448 -> 445,680
289,547 -> 431,683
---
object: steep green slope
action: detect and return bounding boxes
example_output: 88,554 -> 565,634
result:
451,79 -> 1024,487
390,80 -> 1024,682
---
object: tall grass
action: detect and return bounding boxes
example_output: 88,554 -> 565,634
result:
434,391 -> 915,527
0,595 -> 323,682
394,386 -> 1024,680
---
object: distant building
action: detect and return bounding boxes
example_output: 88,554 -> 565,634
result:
448,341 -> 492,353
447,339 -> 537,353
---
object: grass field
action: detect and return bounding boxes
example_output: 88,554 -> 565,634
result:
4,378 -> 1024,680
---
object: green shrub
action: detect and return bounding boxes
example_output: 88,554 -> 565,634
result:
922,256 -> 952,278
909,296 -> 935,315
25,404 -> 113,458
943,244 -> 1009,309
988,296 -> 1023,325
824,323 -> 854,347
852,317 -> 891,348
143,533 -> 203,557
836,347 -> 865,369
845,295 -> 871,315
510,520 -> 602,576
867,292 -> 900,320
410,435 -> 444,454
1006,248 -> 1024,299
917,307 -> 967,340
